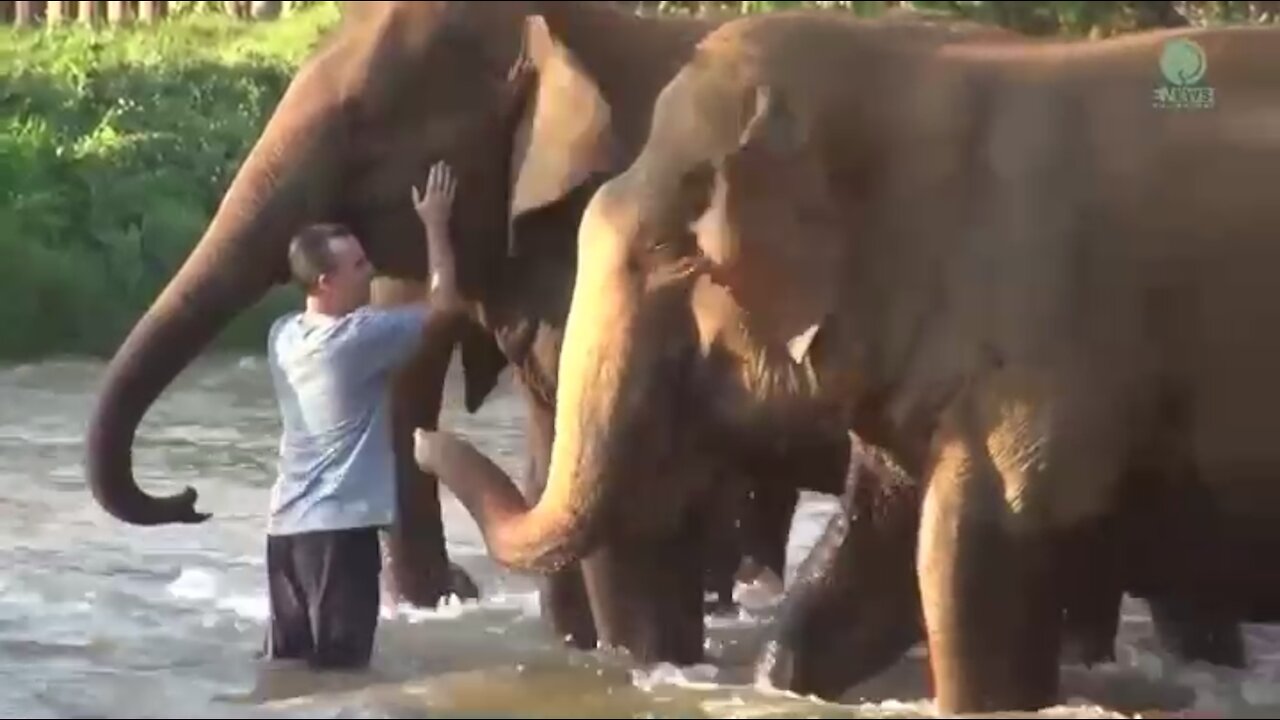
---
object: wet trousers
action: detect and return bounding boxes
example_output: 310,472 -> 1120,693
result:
262,526 -> 382,669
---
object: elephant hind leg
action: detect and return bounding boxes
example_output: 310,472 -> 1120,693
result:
1059,515 -> 1125,668
739,480 -> 799,588
918,433 -> 1063,713
543,568 -> 598,650
702,474 -> 798,616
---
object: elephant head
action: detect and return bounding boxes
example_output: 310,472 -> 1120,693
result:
84,2 -> 548,525
412,12 -> 989,572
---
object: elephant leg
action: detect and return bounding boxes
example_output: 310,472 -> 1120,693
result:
377,280 -> 475,608
1058,514 -> 1124,667
738,477 -> 798,587
581,510 -> 707,665
1060,579 -> 1123,667
1116,452 -> 1246,669
701,476 -> 744,615
724,430 -> 847,612
517,381 -> 598,650
757,442 -> 923,699
918,433 -> 1062,713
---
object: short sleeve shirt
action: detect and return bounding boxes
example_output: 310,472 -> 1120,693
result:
264,304 -> 428,536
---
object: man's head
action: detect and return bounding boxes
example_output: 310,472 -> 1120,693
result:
288,223 -> 374,315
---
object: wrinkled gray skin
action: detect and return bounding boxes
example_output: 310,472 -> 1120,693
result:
417,9 -> 1280,714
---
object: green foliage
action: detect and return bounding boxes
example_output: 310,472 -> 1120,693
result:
0,4 -> 340,361
164,1 -> 341,17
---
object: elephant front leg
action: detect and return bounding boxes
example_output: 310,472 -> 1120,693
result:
384,433 -> 476,607
377,280 -> 476,609
519,382 -> 598,650
918,431 -> 1063,713
581,514 -> 707,666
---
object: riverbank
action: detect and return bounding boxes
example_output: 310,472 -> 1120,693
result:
0,5 -> 339,361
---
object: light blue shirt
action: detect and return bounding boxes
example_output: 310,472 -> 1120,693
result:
264,304 -> 428,536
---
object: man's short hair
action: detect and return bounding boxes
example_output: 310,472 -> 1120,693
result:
288,222 -> 353,291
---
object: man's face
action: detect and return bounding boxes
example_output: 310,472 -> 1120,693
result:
317,234 -> 373,313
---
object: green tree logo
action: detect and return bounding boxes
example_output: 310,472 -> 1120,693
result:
1160,38 -> 1207,87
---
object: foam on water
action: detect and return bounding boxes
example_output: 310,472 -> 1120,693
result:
630,661 -> 722,692
385,589 -> 544,625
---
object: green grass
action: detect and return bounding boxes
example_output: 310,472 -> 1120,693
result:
0,4 -> 340,361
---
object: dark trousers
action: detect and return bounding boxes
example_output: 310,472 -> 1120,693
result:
263,526 -> 382,669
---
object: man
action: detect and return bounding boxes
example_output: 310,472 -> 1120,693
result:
261,161 -> 463,670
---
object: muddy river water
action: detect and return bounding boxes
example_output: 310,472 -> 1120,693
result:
4,356 -> 1280,718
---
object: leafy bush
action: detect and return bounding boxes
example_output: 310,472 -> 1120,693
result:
0,4 -> 340,361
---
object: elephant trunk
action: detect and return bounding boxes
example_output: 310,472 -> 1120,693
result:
757,438 -> 924,699
85,68 -> 342,526
416,188 -> 642,573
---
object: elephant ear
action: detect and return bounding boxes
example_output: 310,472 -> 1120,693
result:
507,14 -> 617,243
697,83 -> 843,367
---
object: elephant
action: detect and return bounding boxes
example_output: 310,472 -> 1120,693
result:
758,430 -> 1258,702
410,8 -> 1280,714
80,0 -> 835,664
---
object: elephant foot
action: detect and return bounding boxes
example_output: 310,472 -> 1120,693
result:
383,561 -> 480,610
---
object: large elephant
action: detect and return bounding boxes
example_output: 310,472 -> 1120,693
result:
80,0 -> 828,663
412,8 -> 1280,714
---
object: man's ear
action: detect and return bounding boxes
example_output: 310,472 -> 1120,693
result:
507,15 -> 618,240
